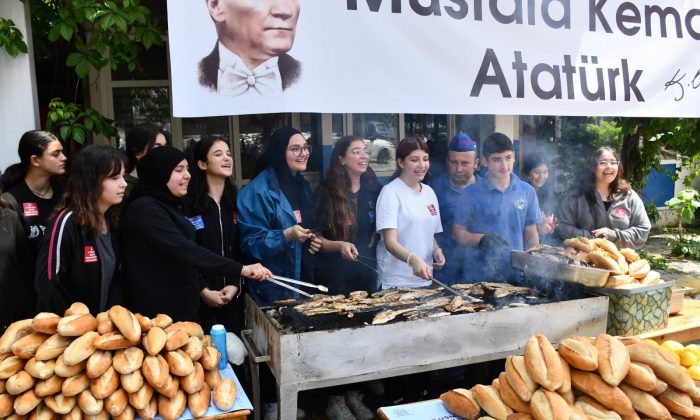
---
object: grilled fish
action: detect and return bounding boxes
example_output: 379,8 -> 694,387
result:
372,308 -> 412,324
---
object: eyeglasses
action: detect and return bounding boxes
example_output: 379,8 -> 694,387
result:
349,148 -> 371,157
288,144 -> 312,156
597,160 -> 619,167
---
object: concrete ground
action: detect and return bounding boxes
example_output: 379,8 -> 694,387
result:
641,228 -> 700,293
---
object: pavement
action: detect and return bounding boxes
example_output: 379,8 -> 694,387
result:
641,228 -> 700,293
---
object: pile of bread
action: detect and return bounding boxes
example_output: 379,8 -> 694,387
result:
563,237 -> 661,289
441,332 -> 700,420
0,302 -> 237,420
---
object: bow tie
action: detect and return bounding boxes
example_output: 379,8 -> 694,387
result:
218,64 -> 278,97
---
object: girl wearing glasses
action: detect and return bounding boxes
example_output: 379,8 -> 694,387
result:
237,127 -> 322,306
559,146 -> 650,249
314,136 -> 382,295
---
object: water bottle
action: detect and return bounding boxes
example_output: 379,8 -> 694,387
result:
210,324 -> 228,370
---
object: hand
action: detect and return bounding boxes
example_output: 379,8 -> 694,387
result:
200,288 -> 225,308
306,235 -> 322,254
284,225 -> 314,243
338,242 -> 359,261
479,233 -> 509,250
242,263 -> 273,281
432,248 -> 445,270
409,256 -> 432,280
220,285 -> 239,303
539,213 -> 558,235
592,227 -> 615,241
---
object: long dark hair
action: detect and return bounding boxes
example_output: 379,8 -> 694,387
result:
125,124 -> 169,173
580,146 -> 631,202
521,152 -> 552,189
58,145 -> 126,233
1,130 -> 60,191
319,136 -> 379,241
186,136 -> 238,214
390,137 -> 430,180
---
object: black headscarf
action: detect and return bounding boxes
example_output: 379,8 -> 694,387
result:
132,146 -> 187,207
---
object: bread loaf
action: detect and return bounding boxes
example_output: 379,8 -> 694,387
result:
113,347 -> 144,375
188,384 -> 211,418
152,313 -> 173,329
573,395 -> 621,420
57,314 -> 98,336
158,389 -> 187,420
0,378 -> 4,393
202,335 -> 212,347
85,409 -> 110,420
627,343 -> 696,394
63,405 -> 82,420
557,355 -> 571,393
62,331 -> 99,366
164,329 -> 189,352
165,322 -> 204,338
44,393 -> 76,415
97,320 -> 116,335
594,238 -> 623,258
0,319 -> 33,353
640,270 -> 661,286
558,389 -> 573,405
204,366 -> 221,389
184,336 -> 203,362
12,332 -> 50,359
24,358 -> 55,380
166,349 -> 194,376
200,346 -> 221,371
0,356 -> 26,379
141,354 -> 168,388
61,374 -> 90,397
135,314 -> 152,333
559,337 -> 598,371
472,384 -> 514,420
34,374 -> 64,397
34,334 -> 72,361
143,327 -> 167,356
64,302 -> 90,316
569,370 -> 634,415
658,386 -> 694,417
524,333 -> 562,391
108,305 -> 141,343
53,355 -> 85,378
180,361 -> 205,394
529,389 -> 568,420
105,388 -> 128,417
0,393 -> 14,418
650,377 -> 669,396
606,275 -> 634,288
440,388 -> 480,420
588,251 -> 622,273
137,395 -> 157,420
619,383 -> 671,419
14,389 -> 42,415
120,369 -> 144,393
629,259 -> 651,279
94,332 -> 134,350
214,378 -> 237,411
623,362 -> 656,391
497,372 -> 530,414
31,313 -> 61,335
564,237 -> 594,253
128,382 -> 154,410
620,248 -> 639,262
114,403 -> 135,420
86,350 -> 112,378
90,365 -> 119,399
596,334 -> 630,386
6,371 -> 36,395
154,374 -> 179,399
77,389 -> 103,416
506,414 -> 534,420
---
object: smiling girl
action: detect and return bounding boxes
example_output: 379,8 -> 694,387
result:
376,137 -> 445,289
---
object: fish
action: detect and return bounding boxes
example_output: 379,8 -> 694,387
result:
372,308 -> 412,324
349,291 -> 368,300
404,308 -> 451,321
444,296 -> 464,312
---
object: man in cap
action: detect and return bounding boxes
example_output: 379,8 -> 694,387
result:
429,131 -> 480,285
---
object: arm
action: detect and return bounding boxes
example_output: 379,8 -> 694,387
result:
557,194 -> 593,240
432,238 -> 445,270
382,228 -> 431,280
610,192 -> 651,249
524,224 -> 540,250
317,234 -> 358,260
453,224 -> 483,247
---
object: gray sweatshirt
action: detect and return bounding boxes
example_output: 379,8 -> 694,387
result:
558,189 -> 651,249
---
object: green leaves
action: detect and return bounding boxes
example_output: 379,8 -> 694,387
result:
0,18 -> 28,57
46,98 -> 117,145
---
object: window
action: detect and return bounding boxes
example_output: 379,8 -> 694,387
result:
352,113 -> 399,175
405,114 -> 448,177
238,113 -> 292,180
112,87 -> 171,149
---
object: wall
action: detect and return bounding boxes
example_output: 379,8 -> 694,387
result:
0,0 -> 39,173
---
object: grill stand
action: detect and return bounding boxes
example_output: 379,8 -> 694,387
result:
243,294 -> 608,420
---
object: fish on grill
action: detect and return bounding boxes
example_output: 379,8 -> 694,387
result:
457,282 -> 533,299
372,308 -> 413,324
403,308 -> 451,321
526,244 -> 589,267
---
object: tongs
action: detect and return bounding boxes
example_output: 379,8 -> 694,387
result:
266,275 -> 328,298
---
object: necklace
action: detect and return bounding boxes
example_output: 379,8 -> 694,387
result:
29,186 -> 52,199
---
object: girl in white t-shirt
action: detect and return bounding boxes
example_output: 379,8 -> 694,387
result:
376,137 -> 445,289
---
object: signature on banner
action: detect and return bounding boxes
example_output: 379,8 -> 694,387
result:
664,68 -> 700,101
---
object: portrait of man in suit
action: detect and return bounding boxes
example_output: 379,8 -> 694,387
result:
199,0 -> 302,98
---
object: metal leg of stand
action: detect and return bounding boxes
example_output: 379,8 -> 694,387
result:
241,330 -> 270,420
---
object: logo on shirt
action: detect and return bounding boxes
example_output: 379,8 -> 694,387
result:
427,204 -> 438,216
513,199 -> 527,210
293,210 -> 303,224
29,225 -> 44,240
187,215 -> 205,230
83,246 -> 98,263
22,202 -> 39,217
614,207 -> 630,219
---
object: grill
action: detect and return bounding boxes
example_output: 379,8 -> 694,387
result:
241,282 -> 608,420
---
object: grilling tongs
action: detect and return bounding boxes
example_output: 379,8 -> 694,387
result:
266,275 -> 329,298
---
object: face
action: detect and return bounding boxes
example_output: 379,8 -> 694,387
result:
339,140 -> 370,178
213,0 -> 300,63
528,163 -> 549,190
595,150 -> 619,185
99,166 -> 127,210
199,140 -> 233,178
398,149 -> 430,183
166,160 -> 191,198
154,133 -> 167,148
447,150 -> 478,185
483,150 -> 514,183
285,133 -> 309,175
34,140 -> 67,176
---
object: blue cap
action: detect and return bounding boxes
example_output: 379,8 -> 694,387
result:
448,131 -> 477,152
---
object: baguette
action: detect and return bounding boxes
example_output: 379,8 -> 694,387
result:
85,409 -> 110,420
165,322 -> 204,338
640,270 -> 661,286
0,378 -> 4,393
558,389 -> 574,405
97,320 -> 116,335
166,349 -> 194,376
94,332 -> 134,351
184,336 -> 203,362
164,329 -> 189,352
188,384 -> 211,418
588,251 -> 622,273
14,389 -> 42,415
57,314 -> 98,337
0,356 -> 26,379
564,237 -> 594,253
594,238 -> 623,258
557,354 -> 571,393
569,370 -> 634,415
506,415 -> 534,420
200,346 -> 221,371
0,393 -> 14,418
619,383 -> 671,419
53,355 -> 85,378
141,354 -> 169,388
529,389 -> 568,420
504,357 -> 538,402
44,393 -> 76,415
658,386 -> 694,417
89,365 -> 119,399
158,389 -> 187,420
31,401 -> 59,420
63,405 -> 83,420
151,313 -> 173,329
606,275 -> 634,288
86,350 -> 112,378
180,361 -> 205,394
77,389 -> 103,416
0,319 -> 34,354
143,327 -> 167,356
214,378 -> 237,411
6,371 -> 36,395
108,305 -> 141,343
128,382 -> 154,410
497,372 -> 530,414
12,332 -> 50,359
34,375 -> 64,397
31,313 -> 61,335
137,395 -> 157,420
472,384 -> 513,420
62,331 -> 99,366
440,388 -> 480,420
558,336 -> 598,371
61,374 -> 90,397
113,347 -> 144,375
154,374 -> 179,399
114,403 -> 135,420
64,302 -> 90,316
650,377 -> 669,396
596,334 -> 630,386
34,334 -> 72,361
105,388 -> 128,417
620,248 -> 640,262
524,333 -> 562,391
204,366 -> 221,389
135,313 -> 152,333
120,369 -> 144,394
623,362 -> 656,391
24,357 -> 55,380
573,395 -> 622,420
629,259 -> 651,278
627,343 -> 697,395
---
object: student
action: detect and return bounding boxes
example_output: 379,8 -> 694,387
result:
558,146 -> 651,249
34,145 -> 126,315
124,124 -> 168,198
121,146 -> 271,321
454,132 -> 540,283
1,130 -> 66,319
376,137 -> 445,289
184,136 -> 244,333
429,131 -> 479,285
521,152 -> 559,242
237,127 -> 322,307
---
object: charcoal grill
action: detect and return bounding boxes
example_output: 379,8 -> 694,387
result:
241,283 -> 608,420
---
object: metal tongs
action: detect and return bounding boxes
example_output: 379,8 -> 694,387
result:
266,275 -> 328,298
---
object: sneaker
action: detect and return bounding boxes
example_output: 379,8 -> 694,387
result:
324,395 -> 357,420
345,391 -> 374,420
363,379 -> 385,396
263,402 -> 306,420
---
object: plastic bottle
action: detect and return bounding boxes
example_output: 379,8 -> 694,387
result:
210,324 -> 229,370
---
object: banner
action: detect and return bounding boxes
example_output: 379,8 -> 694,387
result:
167,1 -> 700,118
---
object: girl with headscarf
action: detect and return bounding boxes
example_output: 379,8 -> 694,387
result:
121,146 -> 271,321
237,127 -> 322,307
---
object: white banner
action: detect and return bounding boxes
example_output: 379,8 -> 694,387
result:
167,0 -> 700,118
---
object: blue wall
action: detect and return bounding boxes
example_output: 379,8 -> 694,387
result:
642,163 -> 676,207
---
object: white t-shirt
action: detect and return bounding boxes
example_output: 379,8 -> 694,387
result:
376,178 -> 443,289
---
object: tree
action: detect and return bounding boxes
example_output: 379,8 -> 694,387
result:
1,0 -> 165,145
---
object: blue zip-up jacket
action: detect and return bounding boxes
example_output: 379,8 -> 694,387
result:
237,167 -> 312,306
